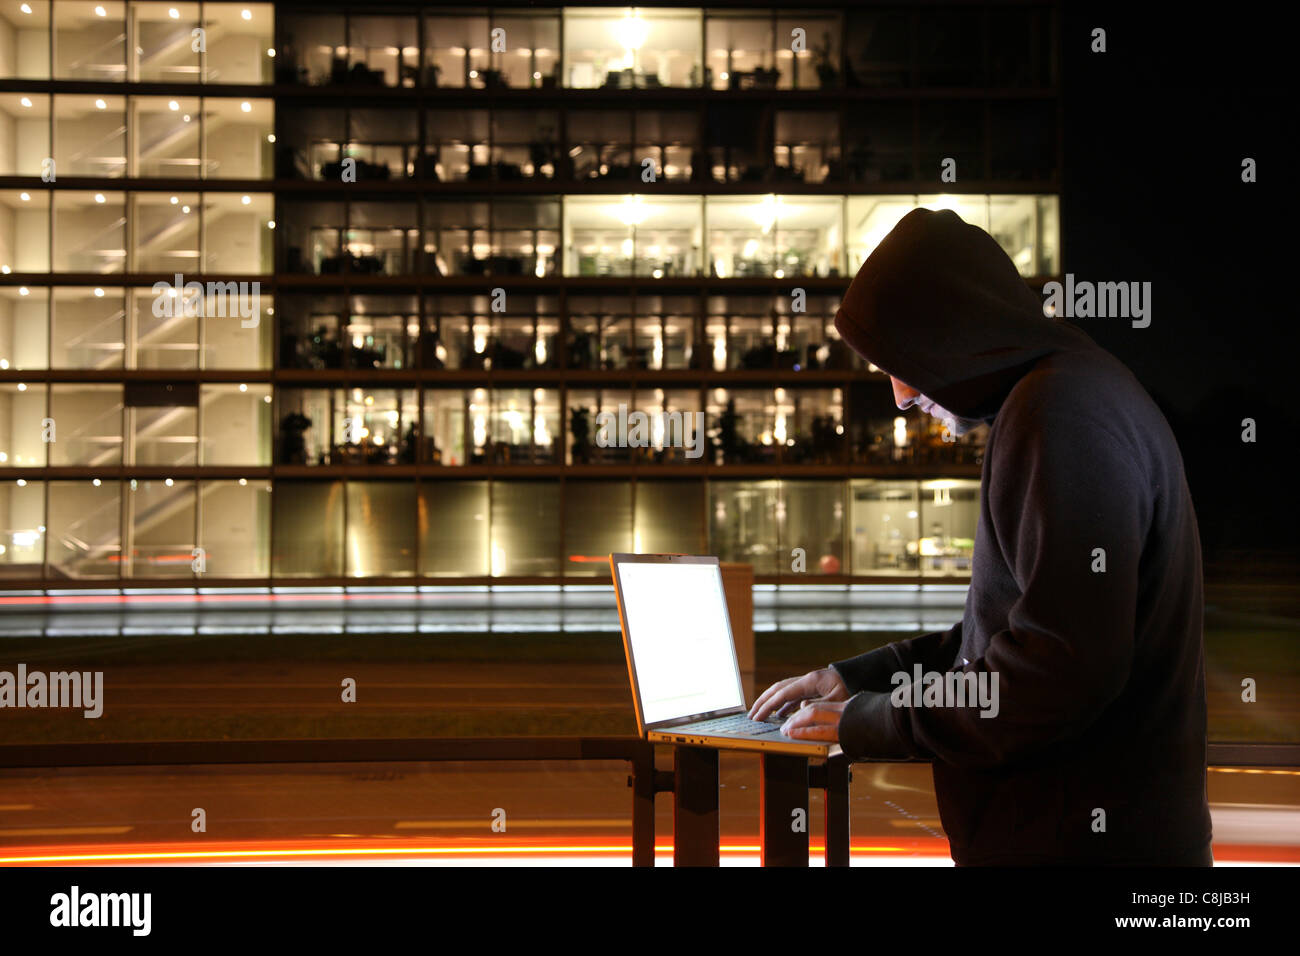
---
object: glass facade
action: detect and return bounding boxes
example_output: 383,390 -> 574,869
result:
0,2 -> 1059,586
1,476 -> 983,580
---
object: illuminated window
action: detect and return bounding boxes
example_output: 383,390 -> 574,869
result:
0,93 -> 50,174
199,384 -> 271,466
564,195 -> 700,278
54,1 -> 124,81
489,481 -> 559,576
199,479 -> 270,576
0,1 -> 52,81
345,481 -> 416,577
1,285 -> 50,369
563,481 -> 630,577
0,477 -> 45,577
0,382 -> 48,467
272,480 -> 343,577
563,8 -> 702,89
131,1 -> 200,83
849,480 -> 920,575
418,481 -> 488,574
203,3 -> 273,84
127,478 -> 196,578
53,94 -> 126,177
49,384 -> 123,465
48,480 -> 121,578
709,480 -> 781,575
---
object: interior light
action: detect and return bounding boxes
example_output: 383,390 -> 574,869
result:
616,195 -> 646,226
611,14 -> 648,51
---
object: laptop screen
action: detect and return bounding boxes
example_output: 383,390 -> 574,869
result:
615,559 -> 744,725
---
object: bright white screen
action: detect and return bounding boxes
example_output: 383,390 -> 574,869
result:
617,561 -> 743,725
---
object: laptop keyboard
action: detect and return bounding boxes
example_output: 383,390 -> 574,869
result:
686,714 -> 786,736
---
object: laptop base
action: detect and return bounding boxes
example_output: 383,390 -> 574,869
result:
648,728 -> 841,757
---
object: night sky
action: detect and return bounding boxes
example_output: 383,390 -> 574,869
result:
1060,4 -> 1290,567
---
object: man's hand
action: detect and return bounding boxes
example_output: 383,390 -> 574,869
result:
780,700 -> 847,742
748,667 -> 849,721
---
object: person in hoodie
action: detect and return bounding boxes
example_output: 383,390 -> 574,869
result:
749,207 -> 1213,866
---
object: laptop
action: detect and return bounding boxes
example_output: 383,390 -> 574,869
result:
611,552 -> 841,756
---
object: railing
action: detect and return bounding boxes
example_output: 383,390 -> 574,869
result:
0,739 -> 1290,866
51,402 -> 124,471
63,33 -> 128,81
0,737 -> 660,866
61,215 -> 129,272
134,212 -> 197,256
59,310 -> 127,371
140,120 -> 200,160
66,128 -> 128,177
50,470 -> 215,578
46,531 -> 120,580
137,26 -> 200,70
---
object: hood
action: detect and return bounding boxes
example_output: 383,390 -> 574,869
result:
833,207 -> 1094,422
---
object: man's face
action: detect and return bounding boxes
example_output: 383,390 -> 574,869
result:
889,376 -> 981,437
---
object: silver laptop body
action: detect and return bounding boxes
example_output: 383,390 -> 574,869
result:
611,552 -> 840,756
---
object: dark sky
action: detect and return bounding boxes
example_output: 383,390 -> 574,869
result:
1059,4 -> 1291,564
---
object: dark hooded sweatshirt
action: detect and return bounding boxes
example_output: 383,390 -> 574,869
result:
830,208 -> 1212,866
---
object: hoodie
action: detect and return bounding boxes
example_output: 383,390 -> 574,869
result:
829,208 -> 1212,865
